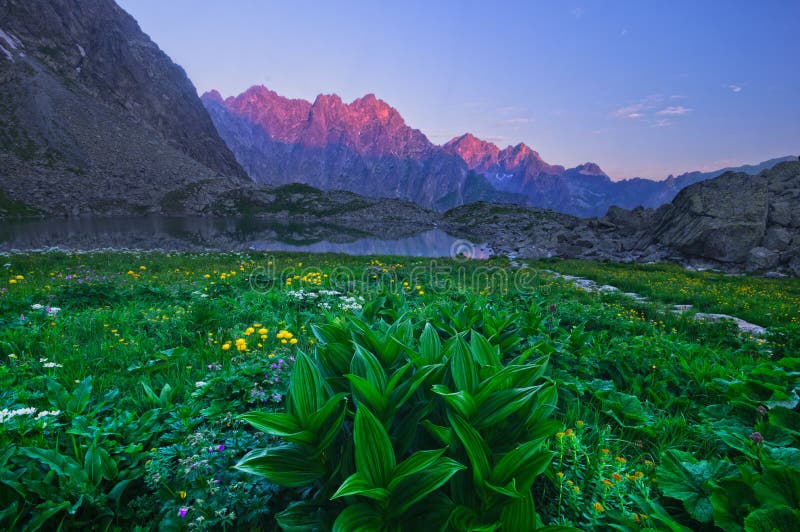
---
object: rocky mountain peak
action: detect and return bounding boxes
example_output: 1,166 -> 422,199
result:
443,133 -> 501,172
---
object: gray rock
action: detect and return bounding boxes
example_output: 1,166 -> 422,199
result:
746,247 -> 781,272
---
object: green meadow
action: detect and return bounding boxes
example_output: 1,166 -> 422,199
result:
1,253 -> 798,530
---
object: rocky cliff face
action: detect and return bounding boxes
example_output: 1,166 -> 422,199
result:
646,161 -> 800,273
0,0 -> 247,215
444,161 -> 800,275
202,87 -> 520,210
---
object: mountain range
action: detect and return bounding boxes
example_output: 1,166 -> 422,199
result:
1,0 -> 798,274
203,86 -> 796,216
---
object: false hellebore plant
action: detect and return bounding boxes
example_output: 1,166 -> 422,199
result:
236,315 -> 574,531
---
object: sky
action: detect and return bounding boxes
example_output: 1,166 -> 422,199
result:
117,0 -> 799,180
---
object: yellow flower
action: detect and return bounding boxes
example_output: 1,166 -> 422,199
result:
602,479 -> 613,487
222,343 -> 231,351
15,275 -> 24,280
612,473 -> 622,482
268,353 -> 275,358
178,490 -> 187,499
281,339 -> 287,345
139,266 -> 146,271
244,327 -> 255,336
418,290 -> 425,295
573,486 -> 580,493
593,502 -> 605,513
615,456 -> 627,464
601,448 -> 610,455
203,274 -> 211,279
565,428 -> 574,437
576,420 -> 584,427
556,471 -> 564,479
556,432 -> 566,439
290,338 -> 298,345
258,328 -> 268,335
8,279 -> 16,284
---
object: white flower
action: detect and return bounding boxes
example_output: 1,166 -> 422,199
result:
42,362 -> 63,368
0,407 -> 37,424
31,304 -> 43,310
195,381 -> 207,388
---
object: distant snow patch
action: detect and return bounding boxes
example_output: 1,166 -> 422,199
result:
0,28 -> 23,50
0,43 -> 13,62
77,43 -> 85,57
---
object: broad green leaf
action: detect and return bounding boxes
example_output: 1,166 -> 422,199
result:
474,386 -> 542,429
432,384 -> 477,419
21,501 -> 71,532
331,473 -> 391,502
388,457 -> 466,517
391,448 -> 447,485
351,344 -> 388,392
395,492 -> 454,532
450,505 -> 501,532
332,503 -> 384,532
108,479 -> 132,505
391,364 -> 442,409
470,331 -> 501,368
354,407 -> 395,487
743,507 -> 800,532
420,322 -> 442,363
449,335 -> 480,393
288,352 -> 329,423
657,450 -> 737,524
752,467 -> 800,508
386,362 -> 412,396
308,393 -> 348,431
276,500 -> 330,532
448,412 -> 490,486
422,420 -> 453,445
312,395 -> 348,452
68,377 -> 93,416
491,440 -> 551,489
486,478 -> 523,499
346,374 -> 389,414
240,411 -> 310,443
236,445 -> 325,487
96,446 -> 118,481
499,488 -> 537,529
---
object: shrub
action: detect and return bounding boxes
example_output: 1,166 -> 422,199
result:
236,315 -> 572,531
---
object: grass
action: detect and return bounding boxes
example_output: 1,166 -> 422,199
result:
0,252 -> 798,530
536,258 -> 800,328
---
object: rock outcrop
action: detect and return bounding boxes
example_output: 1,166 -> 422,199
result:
0,0 -> 247,215
444,161 -> 800,275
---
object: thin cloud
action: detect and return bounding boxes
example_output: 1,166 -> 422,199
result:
651,119 -> 673,128
727,84 -> 743,93
657,106 -> 692,116
613,103 -> 646,119
620,28 -> 628,36
570,7 -> 585,18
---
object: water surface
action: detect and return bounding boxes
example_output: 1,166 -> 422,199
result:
0,216 -> 490,258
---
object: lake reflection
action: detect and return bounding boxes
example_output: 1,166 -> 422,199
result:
0,217 -> 490,258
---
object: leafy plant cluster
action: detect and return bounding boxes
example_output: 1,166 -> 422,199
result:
237,314 -> 569,531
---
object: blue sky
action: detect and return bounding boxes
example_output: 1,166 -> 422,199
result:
118,0 -> 799,180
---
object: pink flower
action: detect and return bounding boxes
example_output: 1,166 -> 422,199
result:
178,507 -> 188,518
